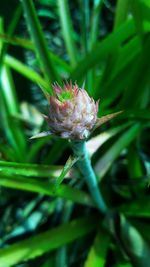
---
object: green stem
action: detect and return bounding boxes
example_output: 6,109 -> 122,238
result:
71,140 -> 108,214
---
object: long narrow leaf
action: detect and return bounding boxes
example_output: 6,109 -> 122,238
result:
4,54 -> 50,94
0,176 -> 94,207
84,230 -> 110,267
57,0 -> 78,67
21,0 -> 59,90
0,161 -> 62,178
95,124 -> 141,179
71,19 -> 135,80
0,216 -> 97,267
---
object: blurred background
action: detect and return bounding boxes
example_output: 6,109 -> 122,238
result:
0,0 -> 150,266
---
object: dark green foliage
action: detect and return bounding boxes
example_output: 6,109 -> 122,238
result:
0,0 -> 150,266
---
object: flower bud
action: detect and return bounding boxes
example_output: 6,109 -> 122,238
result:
46,81 -> 99,140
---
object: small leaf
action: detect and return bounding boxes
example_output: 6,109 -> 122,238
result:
95,111 -> 123,129
55,156 -> 79,187
30,131 -> 52,139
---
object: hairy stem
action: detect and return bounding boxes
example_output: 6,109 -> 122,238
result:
71,140 -> 108,214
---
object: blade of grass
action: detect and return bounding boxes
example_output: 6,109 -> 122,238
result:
4,54 -> 50,94
0,18 -> 27,160
97,41 -> 141,109
0,33 -> 34,49
0,161 -> 63,178
120,35 -> 150,109
21,0 -> 59,90
87,122 -> 132,157
113,0 -> 130,30
0,216 -> 97,267
131,0 -> 150,42
108,36 -> 141,82
0,4 -> 22,63
130,220 -> 150,241
95,124 -> 141,179
84,229 -> 110,267
0,66 -> 27,157
57,0 -> 78,67
79,0 -> 90,55
94,34 -> 141,99
118,214 -> 150,267
0,34 -> 71,76
71,18 -> 135,81
55,156 -> 79,187
87,0 -> 103,94
90,0 -> 103,48
0,94 -> 21,160
127,144 -> 144,179
27,137 -> 50,162
0,176 -> 94,207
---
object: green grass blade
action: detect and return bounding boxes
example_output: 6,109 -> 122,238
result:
55,156 -> 78,187
0,176 -> 94,207
0,216 -> 97,267
0,5 -> 22,62
0,95 -> 20,160
0,66 -> 27,157
4,54 -> 50,94
84,229 -> 110,267
27,137 -> 50,162
113,0 -> 130,30
108,36 -> 141,82
97,36 -> 141,102
121,35 -> 150,109
57,0 -> 78,67
0,18 -> 27,160
79,0 -> 90,55
0,161 -> 63,178
0,33 -> 34,49
87,122 -> 132,157
95,124 -> 141,179
90,0 -> 103,48
21,0 -> 59,90
71,19 -> 135,81
131,0 -> 150,41
0,33 -> 71,76
119,215 -> 150,267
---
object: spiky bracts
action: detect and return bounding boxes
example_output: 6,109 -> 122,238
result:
46,81 -> 99,140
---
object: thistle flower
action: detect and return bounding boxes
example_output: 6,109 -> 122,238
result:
45,81 -> 98,140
